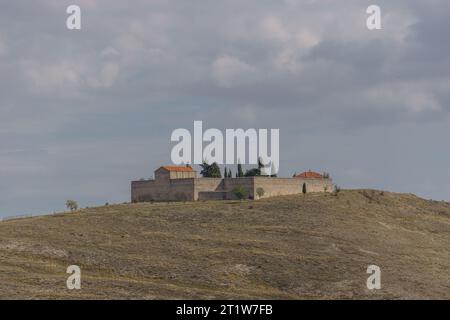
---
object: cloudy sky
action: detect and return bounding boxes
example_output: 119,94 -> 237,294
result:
1,0 -> 449,216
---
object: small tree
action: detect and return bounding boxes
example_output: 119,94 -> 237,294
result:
200,161 -> 211,177
210,162 -> 222,178
66,200 -> 78,212
237,161 -> 244,177
244,168 -> 260,177
256,187 -> 265,198
334,185 -> 341,194
244,157 -> 263,177
233,186 -> 247,200
200,161 -> 222,178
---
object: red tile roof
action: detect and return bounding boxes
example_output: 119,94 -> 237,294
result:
295,171 -> 324,179
160,165 -> 194,172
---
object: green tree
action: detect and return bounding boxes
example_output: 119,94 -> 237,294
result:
244,168 -> 260,177
200,161 -> 222,178
200,161 -> 210,177
245,157 -> 267,177
237,161 -> 244,177
210,162 -> 222,178
233,186 -> 247,200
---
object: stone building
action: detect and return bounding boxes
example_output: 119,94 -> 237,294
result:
131,165 -> 333,202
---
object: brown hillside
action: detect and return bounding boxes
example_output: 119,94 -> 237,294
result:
0,190 -> 448,299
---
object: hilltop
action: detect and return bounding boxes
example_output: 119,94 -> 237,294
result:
0,190 -> 448,299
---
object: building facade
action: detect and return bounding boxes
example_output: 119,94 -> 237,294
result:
131,166 -> 333,202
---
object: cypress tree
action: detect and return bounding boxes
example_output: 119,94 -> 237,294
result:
210,162 -> 222,178
237,161 -> 244,177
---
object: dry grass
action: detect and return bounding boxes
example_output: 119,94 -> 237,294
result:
0,189 -> 448,299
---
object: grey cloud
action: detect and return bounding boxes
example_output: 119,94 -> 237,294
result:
1,0 -> 450,215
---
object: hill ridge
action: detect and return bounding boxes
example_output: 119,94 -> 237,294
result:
0,189 -> 448,299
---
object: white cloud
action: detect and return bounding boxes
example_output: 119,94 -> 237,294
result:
212,55 -> 255,88
295,30 -> 320,48
21,59 -> 120,92
274,47 -> 303,73
2,0 -> 450,215
261,16 -> 291,42
101,46 -> 120,57
87,62 -> 120,88
21,60 -> 84,92
365,84 -> 442,113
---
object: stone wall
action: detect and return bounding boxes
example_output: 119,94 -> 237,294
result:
252,177 -> 333,199
169,178 -> 196,201
132,175 -> 333,202
194,178 -> 223,200
253,177 -> 302,199
131,178 -> 195,202
132,180 -> 158,202
299,178 -> 333,193
198,191 -> 226,200
255,177 -> 333,198
223,177 -> 255,199
154,169 -> 170,181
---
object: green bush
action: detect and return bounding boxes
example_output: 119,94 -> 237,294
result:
333,185 -> 341,196
233,186 -> 248,200
256,187 -> 265,198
